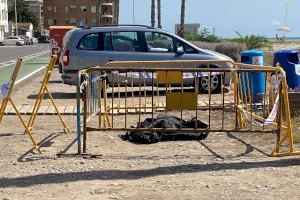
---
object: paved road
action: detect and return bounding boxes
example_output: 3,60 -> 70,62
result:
0,43 -> 50,63
0,44 -> 51,86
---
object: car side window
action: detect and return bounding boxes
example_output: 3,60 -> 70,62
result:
110,32 -> 143,52
145,32 -> 176,53
78,33 -> 99,50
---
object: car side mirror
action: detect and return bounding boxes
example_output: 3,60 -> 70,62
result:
176,46 -> 185,54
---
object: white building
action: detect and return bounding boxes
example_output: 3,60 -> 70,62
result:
0,0 -> 9,41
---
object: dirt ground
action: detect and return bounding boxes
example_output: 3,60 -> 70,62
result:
0,68 -> 299,200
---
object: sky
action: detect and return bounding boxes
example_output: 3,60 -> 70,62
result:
119,0 -> 299,38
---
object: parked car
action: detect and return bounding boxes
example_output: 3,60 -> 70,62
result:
0,36 -> 25,46
19,35 -> 32,45
31,37 -> 39,44
38,35 -> 50,43
61,25 -> 233,93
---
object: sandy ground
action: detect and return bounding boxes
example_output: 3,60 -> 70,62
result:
0,68 -> 299,200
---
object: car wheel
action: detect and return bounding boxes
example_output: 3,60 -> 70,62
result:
16,42 -> 21,46
198,74 -> 222,94
197,64 -> 222,94
0,42 -> 4,46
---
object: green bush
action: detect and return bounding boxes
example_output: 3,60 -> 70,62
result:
184,28 -> 221,43
230,31 -> 269,50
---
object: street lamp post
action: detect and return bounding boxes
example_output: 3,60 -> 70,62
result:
14,0 -> 18,36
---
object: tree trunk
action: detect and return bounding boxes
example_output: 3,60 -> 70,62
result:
157,0 -> 162,28
151,0 -> 155,28
180,0 -> 185,37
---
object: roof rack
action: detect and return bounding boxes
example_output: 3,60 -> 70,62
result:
84,24 -> 154,29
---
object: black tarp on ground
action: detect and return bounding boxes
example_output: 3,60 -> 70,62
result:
120,115 -> 209,144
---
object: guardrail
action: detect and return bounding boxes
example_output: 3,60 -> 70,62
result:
77,60 -> 299,157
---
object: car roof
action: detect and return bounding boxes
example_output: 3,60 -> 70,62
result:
74,25 -> 166,35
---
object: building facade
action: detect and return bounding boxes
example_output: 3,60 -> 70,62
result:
0,0 -> 9,41
175,23 -> 200,35
43,0 -> 119,30
25,0 -> 44,34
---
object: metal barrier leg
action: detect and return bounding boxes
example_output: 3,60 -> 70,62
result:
10,99 -> 42,153
45,86 -> 69,132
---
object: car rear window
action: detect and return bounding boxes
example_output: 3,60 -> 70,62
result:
63,28 -> 77,48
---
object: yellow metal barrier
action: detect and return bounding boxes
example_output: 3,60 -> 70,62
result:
26,55 -> 70,134
0,59 -> 41,153
77,60 -> 299,157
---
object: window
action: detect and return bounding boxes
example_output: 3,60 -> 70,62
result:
81,6 -> 87,12
183,43 -> 198,54
48,19 -> 53,25
69,6 -> 76,13
70,18 -> 76,25
53,6 -> 56,12
145,32 -> 176,53
47,6 -> 52,12
91,6 -> 96,13
110,32 -> 143,52
78,34 -> 99,50
65,6 -> 68,12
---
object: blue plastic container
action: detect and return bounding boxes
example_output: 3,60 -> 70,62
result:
240,50 -> 266,101
273,50 -> 300,89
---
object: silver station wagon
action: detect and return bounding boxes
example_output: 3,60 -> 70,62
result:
61,25 -> 233,93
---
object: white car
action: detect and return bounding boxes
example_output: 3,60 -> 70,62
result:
0,36 -> 25,46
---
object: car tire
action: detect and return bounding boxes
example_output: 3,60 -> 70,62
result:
197,64 -> 222,94
16,42 -> 22,46
0,42 -> 4,46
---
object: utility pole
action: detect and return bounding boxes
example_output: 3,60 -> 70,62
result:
15,0 -> 18,36
96,0 -> 101,26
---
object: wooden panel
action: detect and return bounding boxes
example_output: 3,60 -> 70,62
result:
157,71 -> 183,84
46,106 -> 55,115
64,106 -> 75,115
37,106 -> 49,115
166,92 -> 197,110
19,106 -> 33,115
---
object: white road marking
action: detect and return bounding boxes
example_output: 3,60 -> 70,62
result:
0,50 -> 49,69
15,65 -> 47,85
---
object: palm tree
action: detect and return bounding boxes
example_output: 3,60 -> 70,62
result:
180,0 -> 185,37
151,0 -> 155,27
157,0 -> 162,28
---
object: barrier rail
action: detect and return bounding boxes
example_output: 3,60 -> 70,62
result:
0,59 -> 41,153
77,60 -> 299,157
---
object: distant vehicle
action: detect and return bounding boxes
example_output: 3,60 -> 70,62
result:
0,36 -> 25,46
61,25 -> 233,93
38,35 -> 50,43
31,37 -> 39,44
20,35 -> 32,45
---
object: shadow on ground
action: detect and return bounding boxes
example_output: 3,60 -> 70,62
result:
1,158 -> 299,188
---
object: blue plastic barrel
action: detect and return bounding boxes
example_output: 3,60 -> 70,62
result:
273,50 -> 300,89
240,50 -> 266,101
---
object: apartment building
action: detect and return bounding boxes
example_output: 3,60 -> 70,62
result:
0,0 -> 8,41
25,0 -> 44,34
43,0 -> 119,29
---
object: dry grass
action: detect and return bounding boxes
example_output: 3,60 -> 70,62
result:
292,113 -> 300,143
